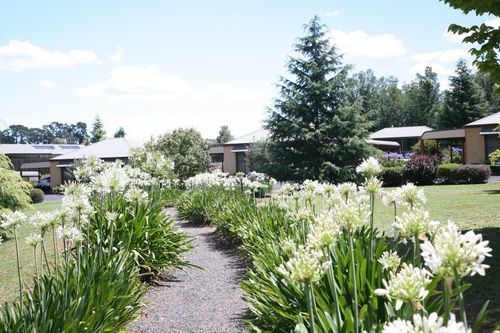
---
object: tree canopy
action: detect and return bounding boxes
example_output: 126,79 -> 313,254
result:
149,128 -> 208,181
264,16 -> 372,182
441,0 -> 500,84
114,127 -> 126,138
0,122 -> 88,144
90,116 -> 106,143
215,125 -> 233,144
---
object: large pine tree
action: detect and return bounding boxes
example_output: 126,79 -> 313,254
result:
265,16 -> 371,182
439,60 -> 489,129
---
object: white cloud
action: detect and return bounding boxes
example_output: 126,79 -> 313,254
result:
410,48 -> 469,64
0,40 -> 97,71
325,11 -> 340,17
75,66 -> 191,101
109,48 -> 124,63
40,80 -> 58,89
443,30 -> 469,43
329,29 -> 407,58
194,84 -> 268,103
486,17 -> 500,28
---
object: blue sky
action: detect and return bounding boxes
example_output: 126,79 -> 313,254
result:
0,1 -> 497,141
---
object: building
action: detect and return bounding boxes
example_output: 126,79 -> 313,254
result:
222,129 -> 269,173
221,129 -> 400,174
369,126 -> 433,152
0,144 -> 84,178
420,112 -> 500,164
49,138 -> 142,187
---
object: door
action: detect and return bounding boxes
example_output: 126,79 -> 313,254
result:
235,152 -> 246,173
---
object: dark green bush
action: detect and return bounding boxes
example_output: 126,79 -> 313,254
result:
437,163 -> 460,183
454,164 -> 491,184
491,165 -> 500,176
437,164 -> 491,184
381,166 -> 404,187
403,154 -> 439,185
29,188 -> 45,204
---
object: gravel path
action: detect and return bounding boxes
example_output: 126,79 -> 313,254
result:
128,209 -> 248,333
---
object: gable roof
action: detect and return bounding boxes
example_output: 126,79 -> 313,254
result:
465,112 -> 500,127
0,144 -> 83,155
224,129 -> 270,145
369,126 -> 433,140
51,138 -> 142,161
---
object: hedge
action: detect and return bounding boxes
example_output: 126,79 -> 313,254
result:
381,166 -> 404,187
437,164 -> 491,184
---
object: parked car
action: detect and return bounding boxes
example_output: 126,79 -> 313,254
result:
36,176 -> 51,189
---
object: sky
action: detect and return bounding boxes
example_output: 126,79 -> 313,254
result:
0,1 -> 497,142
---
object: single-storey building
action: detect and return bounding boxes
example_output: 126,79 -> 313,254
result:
369,126 -> 433,152
420,112 -> 500,164
0,144 -> 83,178
49,138 -> 142,187
221,129 -> 400,174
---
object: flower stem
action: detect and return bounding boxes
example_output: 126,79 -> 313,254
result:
349,235 -> 359,333
455,276 -> 468,330
413,233 -> 421,266
443,280 -> 450,325
305,282 -> 316,333
14,228 -> 23,312
369,193 -> 375,261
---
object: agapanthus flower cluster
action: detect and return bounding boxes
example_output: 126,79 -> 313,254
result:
375,263 -> 432,310
399,183 -> 426,208
56,225 -> 84,243
381,188 -> 403,207
124,188 -> 149,203
25,233 -> 43,247
378,251 -> 401,272
278,245 -> 331,284
382,313 -> 469,333
308,211 -> 341,250
361,176 -> 383,195
334,198 -> 370,232
0,211 -> 26,229
420,221 -> 492,278
29,211 -> 58,233
393,208 -> 432,241
356,157 -> 383,178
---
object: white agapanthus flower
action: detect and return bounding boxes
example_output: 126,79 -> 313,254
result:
278,245 -> 331,284
308,212 -> 341,249
56,226 -> 84,243
361,176 -> 383,195
25,233 -> 43,247
356,157 -> 383,178
334,199 -> 369,232
124,188 -> 149,203
375,263 -> 432,310
0,211 -> 26,229
95,166 -> 130,194
393,208 -> 432,241
399,183 -> 426,208
382,313 -> 469,333
337,182 -> 358,201
381,188 -> 403,207
420,221 -> 492,278
378,251 -> 401,272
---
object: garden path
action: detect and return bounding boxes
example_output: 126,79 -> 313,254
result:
128,208 -> 248,333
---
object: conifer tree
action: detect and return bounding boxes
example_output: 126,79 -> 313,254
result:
439,60 -> 489,129
90,116 -> 106,143
265,16 -> 371,182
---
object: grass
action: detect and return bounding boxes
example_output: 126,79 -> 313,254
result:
0,201 -> 60,304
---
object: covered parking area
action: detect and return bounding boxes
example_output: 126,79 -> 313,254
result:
420,129 -> 465,163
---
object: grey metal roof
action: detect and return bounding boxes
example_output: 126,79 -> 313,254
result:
0,144 -> 83,155
366,139 -> 400,147
369,126 -> 433,140
208,146 -> 224,154
224,129 -> 270,145
421,129 -> 465,140
465,112 -> 500,127
51,138 -> 142,161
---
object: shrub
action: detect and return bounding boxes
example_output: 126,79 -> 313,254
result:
29,188 -> 45,204
412,140 -> 439,155
437,163 -> 460,183
437,164 -> 490,184
381,166 -> 404,187
489,149 -> 500,165
454,164 -> 491,184
403,154 -> 439,185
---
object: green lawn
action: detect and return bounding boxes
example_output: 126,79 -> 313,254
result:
0,201 -> 60,304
